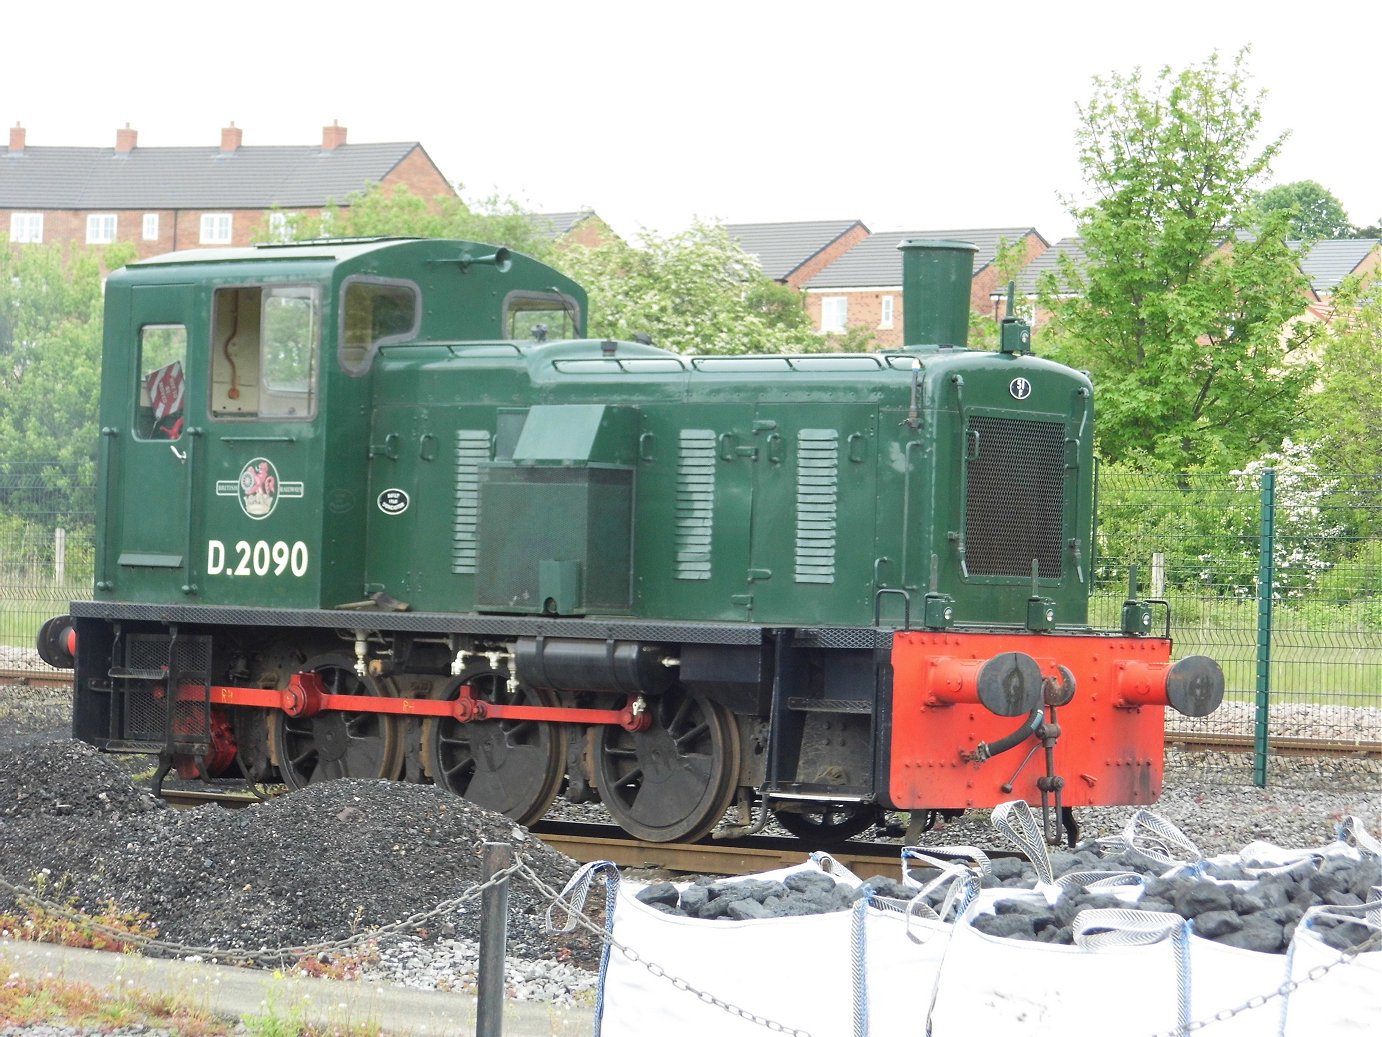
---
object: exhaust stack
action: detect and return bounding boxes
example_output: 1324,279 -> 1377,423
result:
899,239 -> 976,349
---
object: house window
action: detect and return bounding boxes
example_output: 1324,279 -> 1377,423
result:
142,214 -> 159,241
268,212 -> 293,243
820,296 -> 848,334
86,214 -> 117,245
200,213 -> 233,244
879,295 -> 895,329
8,212 -> 43,244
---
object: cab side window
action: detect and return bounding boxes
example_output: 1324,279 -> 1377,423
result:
504,290 -> 580,342
210,285 -> 320,419
339,278 -> 419,376
135,325 -> 188,440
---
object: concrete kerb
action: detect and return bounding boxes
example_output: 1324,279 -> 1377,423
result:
0,937 -> 596,1036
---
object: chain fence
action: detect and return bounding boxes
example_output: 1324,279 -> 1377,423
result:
1,851 -> 1378,1037
1,461 -> 1378,784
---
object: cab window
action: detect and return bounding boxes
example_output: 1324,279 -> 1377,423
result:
210,285 -> 320,419
135,325 -> 188,440
504,290 -> 580,342
339,277 -> 419,375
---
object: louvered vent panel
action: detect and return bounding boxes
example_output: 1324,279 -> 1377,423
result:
452,429 -> 492,575
674,429 -> 716,580
795,429 -> 838,584
964,416 -> 1066,578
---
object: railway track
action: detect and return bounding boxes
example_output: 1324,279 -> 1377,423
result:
0,666 -> 77,691
154,786 -> 919,879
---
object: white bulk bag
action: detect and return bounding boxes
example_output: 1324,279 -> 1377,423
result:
928,906 -> 1191,1037
1280,901 -> 1382,1036
552,855 -> 862,1037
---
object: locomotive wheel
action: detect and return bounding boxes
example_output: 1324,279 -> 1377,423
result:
594,686 -> 740,843
268,654 -> 403,789
772,802 -> 880,845
423,669 -> 567,827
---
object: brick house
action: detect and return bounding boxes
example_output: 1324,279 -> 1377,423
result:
1007,235 -> 1381,327
802,227 -> 1048,348
725,219 -> 869,287
1,122 -> 454,259
529,209 -> 617,248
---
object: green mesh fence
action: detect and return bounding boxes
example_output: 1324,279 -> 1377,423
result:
1094,469 -> 1382,756
0,463 -> 94,656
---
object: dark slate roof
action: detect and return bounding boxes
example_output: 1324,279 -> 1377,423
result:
1291,238 -> 1381,293
0,143 -> 425,209
529,210 -> 598,239
1009,237 -> 1088,296
1012,236 -> 1380,297
724,219 -> 867,281
804,227 -> 1043,289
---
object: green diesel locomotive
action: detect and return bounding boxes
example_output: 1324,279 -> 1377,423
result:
40,236 -> 1223,845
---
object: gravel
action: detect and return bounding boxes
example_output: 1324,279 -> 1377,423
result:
0,662 -> 1378,1021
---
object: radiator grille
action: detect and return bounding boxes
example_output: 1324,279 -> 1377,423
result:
674,429 -> 716,580
964,416 -> 1066,578
795,429 -> 838,584
452,429 -> 492,574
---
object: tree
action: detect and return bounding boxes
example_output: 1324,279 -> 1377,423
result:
1251,180 -> 1353,239
0,243 -> 132,525
258,183 -> 557,262
1305,276 -> 1382,479
1040,50 -> 1315,470
969,237 -> 1032,351
555,222 -> 821,354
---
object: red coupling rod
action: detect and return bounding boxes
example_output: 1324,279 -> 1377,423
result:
201,673 -> 651,730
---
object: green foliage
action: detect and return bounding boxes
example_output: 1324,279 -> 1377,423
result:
1096,443 -> 1352,606
969,237 -> 1030,350
555,221 -> 820,354
0,244 -> 131,517
821,323 -> 881,353
1304,276 -> 1382,485
1251,180 -> 1353,239
257,182 -> 557,263
1042,50 -> 1315,470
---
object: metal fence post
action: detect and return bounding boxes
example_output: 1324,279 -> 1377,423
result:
477,841 -> 512,1037
1254,468 -> 1276,788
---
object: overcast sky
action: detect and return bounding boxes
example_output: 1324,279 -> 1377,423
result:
7,1 -> 1379,245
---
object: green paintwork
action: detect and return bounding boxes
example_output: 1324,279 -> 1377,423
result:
95,237 -> 1094,631
899,239 -> 977,348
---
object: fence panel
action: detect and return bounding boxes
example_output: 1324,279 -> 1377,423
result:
1095,469 -> 1381,779
0,463 -> 94,654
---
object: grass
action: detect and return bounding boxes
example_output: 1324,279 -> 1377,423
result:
1,590 -> 83,650
0,974 -> 229,1037
0,870 -> 390,1037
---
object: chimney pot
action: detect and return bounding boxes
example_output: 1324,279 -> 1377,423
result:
221,123 -> 243,152
322,121 -> 347,150
8,123 -> 24,152
115,123 -> 137,153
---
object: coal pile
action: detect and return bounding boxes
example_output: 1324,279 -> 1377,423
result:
977,849 -> 1381,952
0,740 -> 593,966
